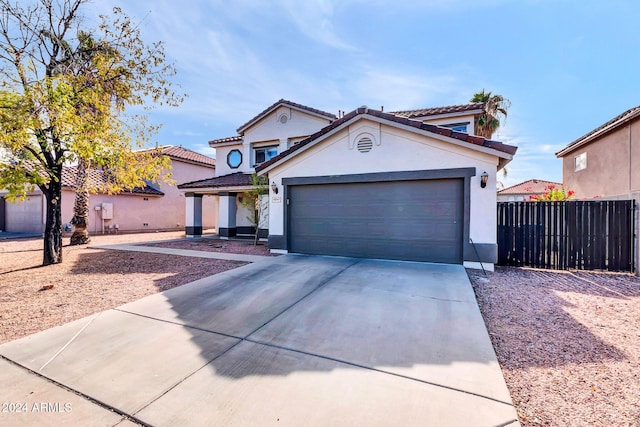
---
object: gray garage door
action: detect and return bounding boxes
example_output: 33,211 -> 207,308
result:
5,194 -> 44,233
288,179 -> 464,263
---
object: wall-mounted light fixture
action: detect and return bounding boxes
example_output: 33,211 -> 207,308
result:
480,171 -> 489,189
271,181 -> 279,194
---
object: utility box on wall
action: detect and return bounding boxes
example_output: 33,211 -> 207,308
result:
101,203 -> 114,220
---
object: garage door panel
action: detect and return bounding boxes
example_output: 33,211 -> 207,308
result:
288,179 -> 464,264
6,195 -> 43,233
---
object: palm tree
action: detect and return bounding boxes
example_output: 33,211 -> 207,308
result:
70,158 -> 91,245
470,90 -> 511,139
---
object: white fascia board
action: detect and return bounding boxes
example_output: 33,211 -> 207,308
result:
410,109 -> 483,121
180,186 -> 252,194
208,140 -> 243,149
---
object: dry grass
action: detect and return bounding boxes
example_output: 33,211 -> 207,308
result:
468,267 -> 640,427
0,232 -> 250,344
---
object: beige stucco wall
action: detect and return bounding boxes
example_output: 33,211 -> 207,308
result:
215,107 -> 333,177
4,158 -> 217,234
61,159 -> 218,233
264,119 -> 500,257
562,117 -> 640,199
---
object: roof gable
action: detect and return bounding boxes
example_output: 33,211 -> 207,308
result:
556,105 -> 640,157
236,99 -> 336,134
256,107 -> 517,174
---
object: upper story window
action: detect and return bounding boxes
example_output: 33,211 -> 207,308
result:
227,149 -> 242,169
574,152 -> 587,171
441,122 -> 469,133
254,145 -> 278,166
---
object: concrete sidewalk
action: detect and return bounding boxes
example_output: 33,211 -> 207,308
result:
0,255 -> 519,427
89,242 -> 271,263
0,231 -> 42,240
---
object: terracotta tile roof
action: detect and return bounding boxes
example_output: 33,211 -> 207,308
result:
61,166 -> 164,196
178,172 -> 252,189
208,135 -> 243,146
557,105 -> 640,156
160,146 -> 216,167
498,179 -> 562,195
256,107 -> 517,173
236,99 -> 337,134
389,103 -> 484,119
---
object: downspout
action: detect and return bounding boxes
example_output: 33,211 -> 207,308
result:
629,121 -> 632,198
632,122 -> 640,276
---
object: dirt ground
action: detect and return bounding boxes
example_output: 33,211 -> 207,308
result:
0,232 -> 267,344
468,267 -> 640,427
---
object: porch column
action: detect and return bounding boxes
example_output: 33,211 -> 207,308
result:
218,192 -> 237,239
185,193 -> 203,238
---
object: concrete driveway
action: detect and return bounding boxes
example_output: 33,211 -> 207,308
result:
0,255 -> 519,426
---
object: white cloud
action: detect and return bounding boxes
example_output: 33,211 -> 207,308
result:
348,68 -> 459,111
172,130 -> 203,137
277,0 -> 354,50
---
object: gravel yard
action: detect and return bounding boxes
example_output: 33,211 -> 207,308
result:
0,232 -> 252,344
144,237 -> 276,256
468,267 -> 640,427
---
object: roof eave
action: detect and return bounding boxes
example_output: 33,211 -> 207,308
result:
208,138 -> 243,148
557,107 -> 640,157
258,113 -> 516,175
400,109 -> 483,121
178,185 -> 252,193
168,156 -> 216,169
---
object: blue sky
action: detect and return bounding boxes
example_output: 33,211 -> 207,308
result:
93,0 -> 640,188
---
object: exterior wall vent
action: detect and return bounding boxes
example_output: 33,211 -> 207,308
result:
357,137 -> 373,153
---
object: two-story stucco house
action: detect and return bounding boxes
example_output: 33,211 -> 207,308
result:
556,105 -> 640,200
180,99 -> 516,270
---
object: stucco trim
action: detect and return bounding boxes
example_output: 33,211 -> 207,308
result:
219,227 -> 237,238
185,226 -> 203,236
463,242 -> 497,264
268,234 -> 286,250
236,226 -> 269,238
282,168 -> 475,186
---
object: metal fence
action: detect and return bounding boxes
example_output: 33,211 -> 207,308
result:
497,200 -> 635,272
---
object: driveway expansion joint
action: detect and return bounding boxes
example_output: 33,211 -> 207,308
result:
243,337 -> 517,408
38,313 -> 102,372
0,354 -> 148,427
243,258 -> 362,339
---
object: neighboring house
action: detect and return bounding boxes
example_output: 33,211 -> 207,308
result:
497,179 -> 563,202
0,146 -> 217,234
180,99 -> 517,270
556,105 -> 640,199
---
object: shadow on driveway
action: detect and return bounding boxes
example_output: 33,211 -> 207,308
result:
1,255 -> 523,426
